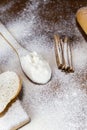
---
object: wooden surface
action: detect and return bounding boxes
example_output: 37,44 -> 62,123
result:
0,0 -> 87,130
0,0 -> 87,35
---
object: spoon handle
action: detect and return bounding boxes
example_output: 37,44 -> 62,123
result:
0,33 -> 18,56
0,22 -> 23,55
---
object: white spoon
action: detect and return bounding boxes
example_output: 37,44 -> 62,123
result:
0,23 -> 51,84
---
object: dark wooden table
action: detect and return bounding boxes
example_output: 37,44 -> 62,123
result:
0,0 -> 87,37
0,0 -> 87,130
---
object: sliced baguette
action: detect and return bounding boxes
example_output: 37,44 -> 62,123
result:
76,7 -> 87,34
0,71 -> 22,114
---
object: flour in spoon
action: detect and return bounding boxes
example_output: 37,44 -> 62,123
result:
20,52 -> 51,84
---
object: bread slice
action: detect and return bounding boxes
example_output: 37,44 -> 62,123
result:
0,71 -> 22,114
0,99 -> 30,130
76,7 -> 87,34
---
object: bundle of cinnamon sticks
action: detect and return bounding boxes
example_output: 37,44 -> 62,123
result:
54,34 -> 74,73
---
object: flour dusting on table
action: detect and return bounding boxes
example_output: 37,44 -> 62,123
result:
0,1 -> 87,130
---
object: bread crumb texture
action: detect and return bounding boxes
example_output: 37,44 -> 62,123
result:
0,71 -> 20,113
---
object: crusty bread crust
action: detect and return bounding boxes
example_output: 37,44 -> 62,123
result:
11,117 -> 30,130
0,72 -> 22,115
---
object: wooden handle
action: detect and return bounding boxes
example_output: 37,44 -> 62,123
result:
76,7 -> 87,34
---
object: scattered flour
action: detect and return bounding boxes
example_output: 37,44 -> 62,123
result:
0,1 -> 87,130
0,1 -> 15,13
72,40 -> 87,70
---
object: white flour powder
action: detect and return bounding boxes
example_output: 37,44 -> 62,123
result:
0,1 -> 87,130
20,52 -> 51,84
